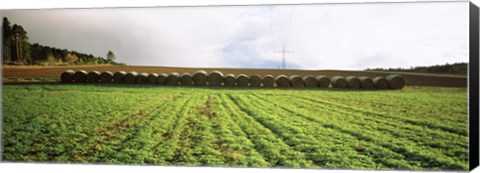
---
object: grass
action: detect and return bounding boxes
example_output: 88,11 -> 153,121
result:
2,77 -> 58,83
1,84 -> 468,170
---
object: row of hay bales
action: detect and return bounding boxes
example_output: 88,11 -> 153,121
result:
60,70 -> 406,89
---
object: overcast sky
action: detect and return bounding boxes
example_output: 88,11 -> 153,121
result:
0,1 -> 469,70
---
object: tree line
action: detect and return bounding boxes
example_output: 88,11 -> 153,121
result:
2,17 -> 120,65
365,62 -> 468,74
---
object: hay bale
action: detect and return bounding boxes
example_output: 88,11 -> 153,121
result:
275,75 -> 290,88
86,71 -> 101,83
331,76 -> 347,88
386,75 -> 406,90
208,70 -> 224,86
236,74 -> 249,87
157,73 -> 168,85
345,76 -> 361,89
289,75 -> 304,87
192,70 -> 208,86
373,77 -> 389,90
358,76 -> 374,89
136,73 -> 149,84
261,75 -> 275,87
124,71 -> 139,84
99,71 -> 113,83
315,75 -> 330,88
224,74 -> 236,87
166,72 -> 180,85
60,69 -> 75,83
303,75 -> 317,88
113,71 -> 127,83
147,73 -> 159,84
249,74 -> 262,87
73,70 -> 88,83
180,73 -> 193,85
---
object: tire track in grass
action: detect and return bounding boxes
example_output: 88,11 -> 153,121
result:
169,95 -> 227,166
210,95 -> 270,167
146,95 -> 205,165
101,94 -> 190,164
227,94 -> 380,169
254,94 -> 466,170
299,95 -> 466,137
221,94 -> 314,168
301,93 -> 468,135
326,92 -> 468,125
316,90 -> 468,125
282,95 -> 468,154
201,95 -> 269,167
280,94 -> 467,144
274,94 -> 468,166
236,94 -> 406,169
151,95 -> 198,164
3,91 -> 176,162
249,94 -> 467,170
71,95 -> 177,162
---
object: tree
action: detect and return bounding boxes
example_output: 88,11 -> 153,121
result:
2,17 -> 12,63
11,24 -> 29,63
46,49 -> 55,65
107,50 -> 116,64
64,53 -> 78,64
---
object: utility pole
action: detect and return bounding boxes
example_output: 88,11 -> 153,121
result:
274,45 -> 293,69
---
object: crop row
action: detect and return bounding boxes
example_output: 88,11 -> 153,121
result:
250,94 -> 467,169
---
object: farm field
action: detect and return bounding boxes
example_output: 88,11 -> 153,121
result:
2,65 -> 467,87
1,84 -> 468,171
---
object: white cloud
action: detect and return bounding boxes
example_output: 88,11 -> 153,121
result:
1,1 -> 469,70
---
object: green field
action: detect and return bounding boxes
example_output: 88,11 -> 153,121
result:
1,84 -> 469,170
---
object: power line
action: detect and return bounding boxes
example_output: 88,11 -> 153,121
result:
274,45 -> 294,69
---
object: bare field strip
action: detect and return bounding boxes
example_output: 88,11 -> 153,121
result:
2,65 -> 466,87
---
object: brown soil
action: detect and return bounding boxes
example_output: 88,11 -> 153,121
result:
2,65 -> 467,87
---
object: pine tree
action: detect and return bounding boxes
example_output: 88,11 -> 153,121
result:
2,17 -> 12,63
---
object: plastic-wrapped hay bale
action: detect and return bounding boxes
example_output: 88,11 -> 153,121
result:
136,73 -> 149,84
180,73 -> 193,85
99,71 -> 113,83
124,71 -> 138,84
224,74 -> 236,87
236,74 -> 249,87
303,75 -> 317,88
147,73 -> 159,84
261,75 -> 275,87
315,75 -> 330,88
60,69 -> 75,83
192,70 -> 208,86
86,71 -> 101,83
208,70 -> 224,86
345,76 -> 361,89
289,75 -> 304,87
386,75 -> 406,90
113,71 -> 127,83
249,74 -> 262,87
331,76 -> 347,88
358,76 -> 374,89
373,77 -> 389,90
157,73 -> 168,85
73,70 -> 88,83
166,72 -> 180,85
275,75 -> 290,88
